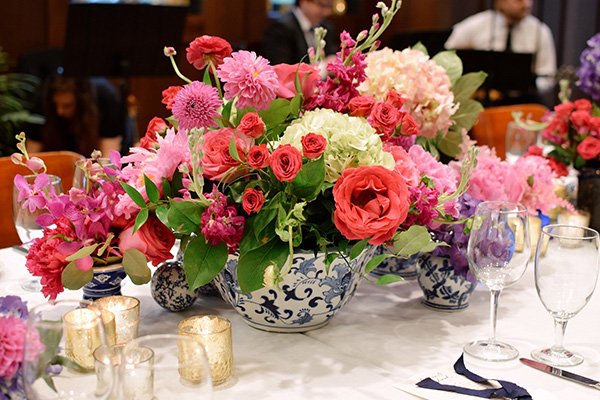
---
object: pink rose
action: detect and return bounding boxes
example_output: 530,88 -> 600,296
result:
242,188 -> 265,214
118,216 -> 175,267
369,102 -> 400,141
400,112 -> 420,136
577,136 -> 600,160
273,63 -> 320,100
140,117 -> 167,150
271,144 -> 303,182
202,128 -> 251,182
186,35 -> 232,70
238,112 -> 265,138
247,144 -> 271,169
348,96 -> 375,117
385,90 -> 406,109
332,165 -> 410,245
382,142 -> 420,187
161,86 -> 183,110
301,133 -> 327,159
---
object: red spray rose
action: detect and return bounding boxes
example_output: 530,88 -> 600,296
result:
118,216 -> 175,266
242,188 -> 265,214
271,144 -> 303,182
332,165 -> 410,245
247,144 -> 271,169
186,35 -> 232,70
140,117 -> 168,150
238,112 -> 265,138
301,133 -> 327,159
369,102 -> 401,140
348,96 -> 375,117
577,136 -> 600,160
385,90 -> 406,109
400,112 -> 420,136
161,86 -> 183,110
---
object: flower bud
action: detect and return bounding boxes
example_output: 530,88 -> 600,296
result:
356,30 -> 368,42
164,46 -> 177,57
263,265 -> 279,288
91,150 -> 102,160
26,157 -> 45,172
10,153 -> 23,165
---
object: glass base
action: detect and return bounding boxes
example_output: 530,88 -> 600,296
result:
531,347 -> 584,367
464,340 -> 519,361
21,278 -> 41,292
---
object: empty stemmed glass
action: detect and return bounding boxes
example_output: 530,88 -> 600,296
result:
464,201 -> 531,361
532,224 -> 600,366
505,121 -> 537,163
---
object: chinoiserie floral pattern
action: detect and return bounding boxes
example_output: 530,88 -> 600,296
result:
370,245 -> 419,279
214,246 -> 377,332
82,264 -> 127,301
416,254 -> 475,311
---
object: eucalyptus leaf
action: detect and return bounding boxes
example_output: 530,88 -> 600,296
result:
451,98 -> 485,132
437,130 -> 463,158
392,225 -> 434,256
65,244 -> 98,262
376,274 -> 405,285
411,41 -> 428,56
122,248 -> 151,285
61,261 -> 94,290
183,237 -> 228,291
364,253 -> 393,274
451,71 -> 487,104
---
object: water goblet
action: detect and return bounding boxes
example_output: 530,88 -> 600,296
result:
464,201 -> 531,361
23,299 -> 115,400
73,158 -> 115,192
12,174 -> 62,291
505,121 -> 537,163
532,224 -> 600,366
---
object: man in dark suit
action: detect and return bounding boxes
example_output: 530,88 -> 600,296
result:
261,0 -> 338,65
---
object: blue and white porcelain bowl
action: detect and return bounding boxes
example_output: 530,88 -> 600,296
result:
416,254 -> 475,312
214,246 -> 377,332
370,245 -> 419,280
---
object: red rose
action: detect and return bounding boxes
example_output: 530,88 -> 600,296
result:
554,102 -> 574,119
385,90 -> 406,109
546,157 -> 569,177
247,144 -> 271,169
118,216 -> 175,267
301,133 -> 327,159
570,110 -> 591,128
577,136 -> 600,160
400,112 -> 420,136
589,116 -> 600,133
369,102 -> 401,140
140,117 -> 167,150
242,188 -> 265,214
273,63 -> 320,100
574,98 -> 593,111
271,144 -> 303,182
238,112 -> 265,138
186,35 -> 232,70
348,96 -> 375,117
202,128 -> 251,182
332,165 -> 409,245
161,86 -> 183,110
525,145 -> 544,157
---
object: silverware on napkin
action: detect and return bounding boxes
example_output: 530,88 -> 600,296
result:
520,358 -> 600,390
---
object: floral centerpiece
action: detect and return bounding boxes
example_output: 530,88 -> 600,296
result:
12,135 -> 175,300
115,0 -> 480,299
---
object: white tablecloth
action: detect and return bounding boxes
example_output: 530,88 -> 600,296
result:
1,246 -> 599,399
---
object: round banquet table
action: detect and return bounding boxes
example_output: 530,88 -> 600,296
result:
1,246 -> 599,399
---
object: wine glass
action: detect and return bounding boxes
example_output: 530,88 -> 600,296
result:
12,174 -> 62,291
73,158 -> 115,192
532,224 -> 600,366
23,299 -> 115,400
505,121 -> 537,163
464,201 -> 531,361
119,334 -> 213,399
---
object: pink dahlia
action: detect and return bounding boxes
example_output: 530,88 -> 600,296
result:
217,50 -> 278,111
172,81 -> 223,131
0,316 -> 36,379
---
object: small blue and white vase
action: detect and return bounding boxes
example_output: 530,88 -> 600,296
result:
213,245 -> 377,333
151,260 -> 200,312
370,245 -> 419,280
416,254 -> 475,312
82,264 -> 127,301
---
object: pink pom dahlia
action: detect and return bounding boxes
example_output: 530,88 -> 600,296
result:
172,81 -> 223,131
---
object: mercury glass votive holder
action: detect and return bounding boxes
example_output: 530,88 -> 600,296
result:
99,309 -> 117,346
94,296 -> 140,344
178,315 -> 233,385
64,307 -> 107,370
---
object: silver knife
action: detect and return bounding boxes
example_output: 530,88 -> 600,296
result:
520,358 -> 600,390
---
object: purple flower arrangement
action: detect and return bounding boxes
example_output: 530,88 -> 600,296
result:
577,33 -> 600,101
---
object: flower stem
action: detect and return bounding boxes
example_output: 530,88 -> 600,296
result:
279,225 -> 295,278
170,55 -> 192,84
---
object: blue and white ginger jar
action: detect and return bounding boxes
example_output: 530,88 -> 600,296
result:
82,263 -> 127,301
370,245 -> 419,280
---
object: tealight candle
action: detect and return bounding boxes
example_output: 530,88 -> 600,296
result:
118,346 -> 155,400
93,344 -> 124,400
178,315 -> 233,385
94,296 -> 140,344
64,308 -> 106,370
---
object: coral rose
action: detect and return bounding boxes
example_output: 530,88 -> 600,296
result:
161,86 -> 182,110
273,63 -> 320,100
271,144 -> 303,182
118,216 -> 175,266
247,144 -> 271,169
333,165 -> 410,245
202,128 -> 251,182
238,112 -> 265,138
400,112 -> 420,136
301,132 -> 327,159
140,117 -> 167,150
242,188 -> 265,214
369,102 -> 400,140
348,96 -> 375,117
186,35 -> 232,70
577,136 -> 600,160
385,90 -> 406,109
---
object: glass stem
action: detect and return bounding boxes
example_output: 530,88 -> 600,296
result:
488,289 -> 501,344
551,318 -> 568,353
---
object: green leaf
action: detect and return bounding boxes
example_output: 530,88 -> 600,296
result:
122,248 -> 151,285
252,203 -> 280,240
364,253 -> 393,274
144,175 -> 160,204
376,274 -> 405,285
183,237 -> 228,291
162,177 -> 172,198
452,71 -> 487,104
167,201 -> 204,234
350,238 -> 370,260
222,99 -> 234,122
228,136 -> 242,162
451,98 -> 485,132
61,261 -> 94,290
437,130 -> 463,158
290,93 -> 302,117
291,157 -> 325,200
433,50 -> 463,85
411,41 -> 428,56
133,208 -> 149,234
392,225 -> 434,256
203,67 -> 212,86
237,238 -> 289,293
65,244 -> 99,262
119,181 -> 147,208
258,98 -> 290,126
156,205 -> 169,226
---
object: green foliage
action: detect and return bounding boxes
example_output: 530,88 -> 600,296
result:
122,248 -> 152,285
183,237 -> 229,291
61,261 -> 94,290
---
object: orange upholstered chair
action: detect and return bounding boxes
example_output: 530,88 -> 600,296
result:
471,104 -> 548,160
0,151 -> 84,248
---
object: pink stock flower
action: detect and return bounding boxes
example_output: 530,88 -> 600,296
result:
172,80 -> 223,131
217,50 -> 278,111
201,186 -> 245,252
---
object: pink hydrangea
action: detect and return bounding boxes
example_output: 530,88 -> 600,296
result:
217,50 -> 278,111
201,186 -> 245,252
172,80 -> 223,131
0,315 -> 43,379
359,48 -> 458,139
513,155 -> 565,214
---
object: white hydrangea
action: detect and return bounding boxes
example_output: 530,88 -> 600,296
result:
278,108 -> 394,183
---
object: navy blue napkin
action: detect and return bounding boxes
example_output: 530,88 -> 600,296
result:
416,354 -> 532,399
